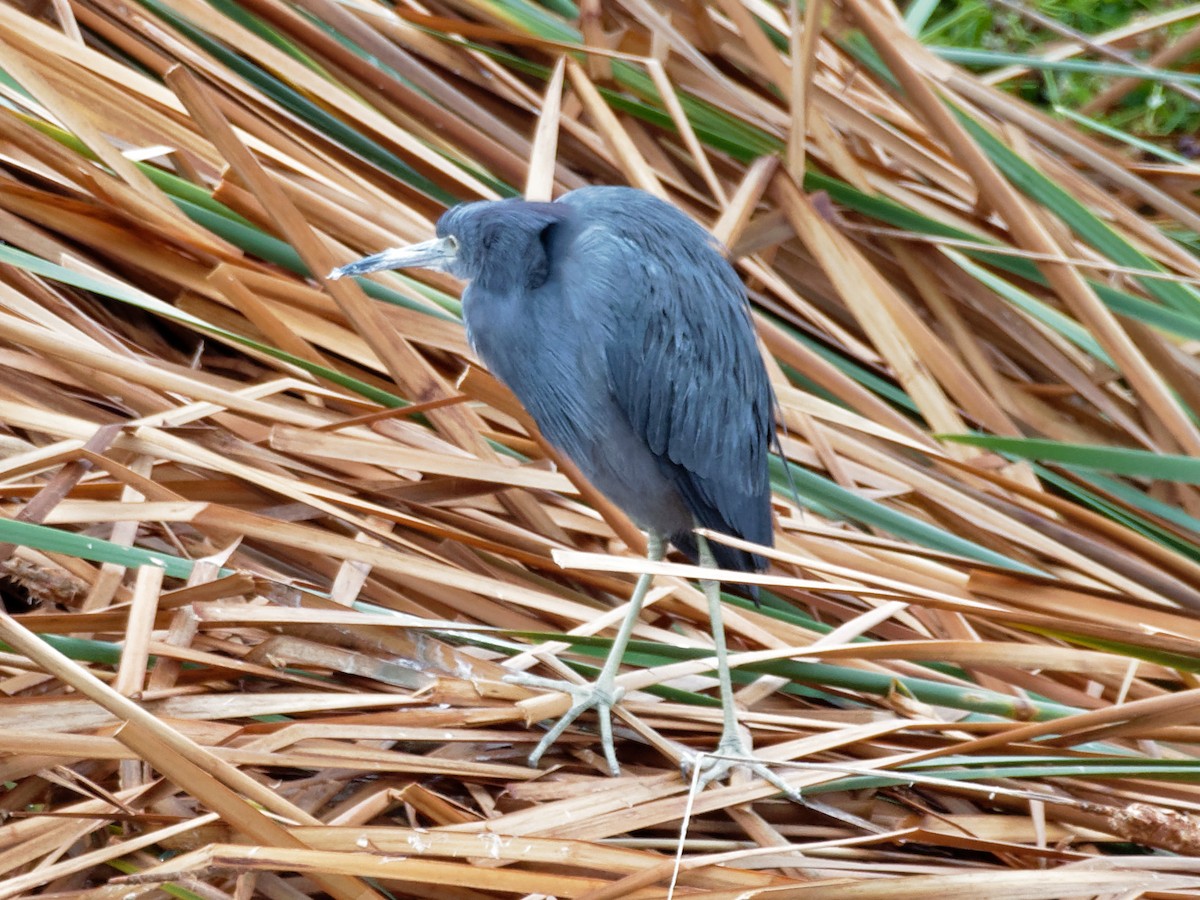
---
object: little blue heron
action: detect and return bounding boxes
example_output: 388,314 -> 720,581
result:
331,186 -> 788,792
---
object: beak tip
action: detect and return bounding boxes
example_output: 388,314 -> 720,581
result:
326,238 -> 451,280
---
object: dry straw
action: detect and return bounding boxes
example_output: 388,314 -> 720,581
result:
1,0 -> 1200,896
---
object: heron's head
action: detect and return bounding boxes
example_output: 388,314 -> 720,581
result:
328,199 -> 569,290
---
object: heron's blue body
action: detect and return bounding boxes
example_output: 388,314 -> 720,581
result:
443,187 -> 773,572
330,185 -> 782,779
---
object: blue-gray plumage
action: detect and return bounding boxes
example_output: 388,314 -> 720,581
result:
442,187 -> 772,574
330,186 -> 790,793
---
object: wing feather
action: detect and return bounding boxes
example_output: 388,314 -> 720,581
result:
559,189 -> 773,571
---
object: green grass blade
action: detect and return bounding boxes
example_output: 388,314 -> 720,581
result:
135,0 -> 458,204
940,434 -> 1200,483
955,108 -> 1200,316
931,47 -> 1200,88
0,245 -> 409,408
1054,105 -> 1198,165
0,517 -> 199,579
782,463 -> 1042,573
505,632 -> 1078,720
945,251 -> 1114,365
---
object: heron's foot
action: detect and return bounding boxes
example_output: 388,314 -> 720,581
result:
681,734 -> 801,800
504,671 -> 625,775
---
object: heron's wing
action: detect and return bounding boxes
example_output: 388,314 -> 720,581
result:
580,226 -> 774,569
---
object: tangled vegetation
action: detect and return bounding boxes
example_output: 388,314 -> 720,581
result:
2,0 -> 1200,897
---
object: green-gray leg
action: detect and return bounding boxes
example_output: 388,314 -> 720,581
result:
687,533 -> 802,800
507,532 -> 666,776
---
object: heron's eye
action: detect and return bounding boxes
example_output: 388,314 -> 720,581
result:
446,235 -> 460,252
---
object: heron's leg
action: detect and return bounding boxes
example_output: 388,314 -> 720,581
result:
685,533 -> 802,800
507,532 -> 665,775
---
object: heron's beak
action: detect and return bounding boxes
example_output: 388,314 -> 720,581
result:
327,237 -> 457,280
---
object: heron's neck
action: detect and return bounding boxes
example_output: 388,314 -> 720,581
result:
474,232 -> 550,292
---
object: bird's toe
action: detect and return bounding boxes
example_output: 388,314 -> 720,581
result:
680,741 -> 801,800
504,671 -> 626,774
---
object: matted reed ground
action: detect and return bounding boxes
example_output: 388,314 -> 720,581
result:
2,0 -> 1200,897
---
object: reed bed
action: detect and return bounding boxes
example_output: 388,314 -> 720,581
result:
2,0 -> 1200,896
